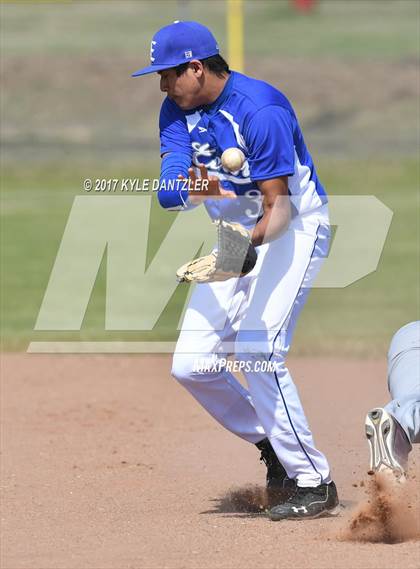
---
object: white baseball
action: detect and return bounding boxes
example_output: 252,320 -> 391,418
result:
221,147 -> 245,172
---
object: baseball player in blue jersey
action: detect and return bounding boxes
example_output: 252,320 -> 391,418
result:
132,21 -> 339,520
366,321 -> 420,478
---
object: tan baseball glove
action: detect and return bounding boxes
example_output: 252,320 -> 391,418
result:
176,220 -> 257,283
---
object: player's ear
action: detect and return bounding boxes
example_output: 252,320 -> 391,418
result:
190,60 -> 204,78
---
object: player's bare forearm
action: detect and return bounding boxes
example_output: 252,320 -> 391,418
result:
251,177 -> 291,246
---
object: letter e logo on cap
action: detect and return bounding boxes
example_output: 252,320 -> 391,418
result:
150,40 -> 157,62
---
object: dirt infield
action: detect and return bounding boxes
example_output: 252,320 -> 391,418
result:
1,354 -> 419,569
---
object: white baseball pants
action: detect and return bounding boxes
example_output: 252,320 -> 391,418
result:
172,207 -> 331,487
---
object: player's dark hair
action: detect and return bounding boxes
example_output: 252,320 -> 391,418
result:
175,55 -> 230,78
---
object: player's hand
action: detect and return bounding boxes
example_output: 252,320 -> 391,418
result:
179,163 -> 236,204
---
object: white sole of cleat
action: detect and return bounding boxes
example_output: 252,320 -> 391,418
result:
365,408 -> 405,478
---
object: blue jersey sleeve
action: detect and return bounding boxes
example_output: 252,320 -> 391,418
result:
159,97 -> 192,157
245,105 -> 295,181
158,152 -> 194,210
158,98 -> 196,210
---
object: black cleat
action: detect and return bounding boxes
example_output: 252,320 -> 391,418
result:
255,438 -> 295,500
256,438 -> 287,488
269,481 -> 340,521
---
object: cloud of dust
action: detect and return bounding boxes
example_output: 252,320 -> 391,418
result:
216,485 -> 268,513
216,483 -> 296,514
340,473 -> 420,544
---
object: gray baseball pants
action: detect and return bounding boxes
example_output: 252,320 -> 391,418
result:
384,321 -> 420,444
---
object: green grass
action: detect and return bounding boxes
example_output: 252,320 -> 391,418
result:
1,2 -> 419,354
1,1 -> 418,60
1,159 -> 418,355
293,158 -> 419,356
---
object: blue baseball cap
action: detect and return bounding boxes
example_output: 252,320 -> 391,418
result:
132,21 -> 219,77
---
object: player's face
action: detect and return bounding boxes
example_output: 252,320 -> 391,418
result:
159,65 -> 202,110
